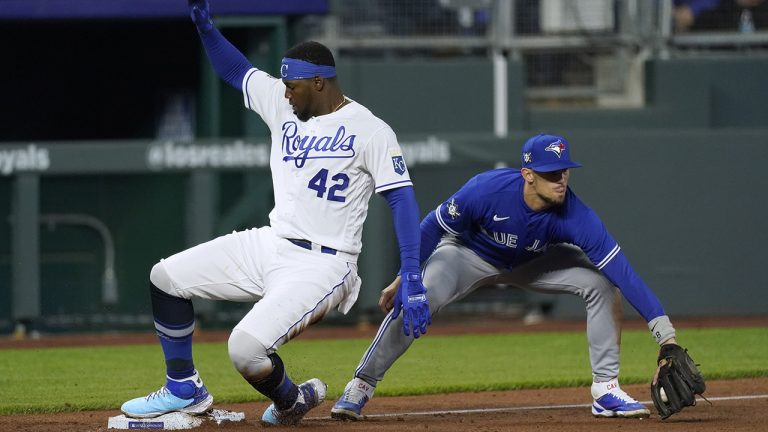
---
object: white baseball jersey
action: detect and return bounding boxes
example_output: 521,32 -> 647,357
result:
241,68 -> 412,255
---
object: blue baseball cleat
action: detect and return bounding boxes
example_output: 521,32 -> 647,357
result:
121,371 -> 213,418
331,377 -> 375,421
261,378 -> 327,426
591,378 -> 650,418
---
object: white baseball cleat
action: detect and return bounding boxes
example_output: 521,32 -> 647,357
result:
591,378 -> 650,418
331,377 -> 375,420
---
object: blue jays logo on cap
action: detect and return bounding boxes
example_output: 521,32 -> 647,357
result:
520,133 -> 582,172
545,141 -> 565,158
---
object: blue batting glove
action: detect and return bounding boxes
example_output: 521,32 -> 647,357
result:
391,272 -> 431,338
188,0 -> 214,33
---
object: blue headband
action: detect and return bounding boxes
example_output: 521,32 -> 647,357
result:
280,58 -> 336,80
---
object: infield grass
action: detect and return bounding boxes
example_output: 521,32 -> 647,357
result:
0,326 -> 766,414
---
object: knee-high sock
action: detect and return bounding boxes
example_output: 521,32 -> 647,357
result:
251,353 -> 299,410
150,283 -> 196,386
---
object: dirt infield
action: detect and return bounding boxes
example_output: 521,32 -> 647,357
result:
2,316 -> 767,432
2,378 -> 766,432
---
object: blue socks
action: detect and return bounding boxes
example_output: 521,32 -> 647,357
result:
165,371 -> 201,399
150,283 -> 196,393
252,353 -> 299,410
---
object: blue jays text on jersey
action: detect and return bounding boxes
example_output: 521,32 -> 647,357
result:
430,168 -> 665,322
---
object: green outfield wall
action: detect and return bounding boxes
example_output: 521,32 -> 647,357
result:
1,128 -> 766,333
334,57 -> 768,134
1,55 -> 767,333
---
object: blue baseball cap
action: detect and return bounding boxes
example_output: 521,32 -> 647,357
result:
520,134 -> 582,172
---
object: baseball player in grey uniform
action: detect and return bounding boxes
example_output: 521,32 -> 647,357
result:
332,133 -> 682,420
120,0 -> 430,426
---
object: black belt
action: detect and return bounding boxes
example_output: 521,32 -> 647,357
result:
287,238 -> 337,255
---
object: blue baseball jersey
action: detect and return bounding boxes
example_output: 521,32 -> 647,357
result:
427,168 -> 665,322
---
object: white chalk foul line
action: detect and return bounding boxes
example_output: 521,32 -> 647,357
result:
310,394 -> 768,420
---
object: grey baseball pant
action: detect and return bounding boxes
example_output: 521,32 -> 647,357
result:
354,238 -> 623,385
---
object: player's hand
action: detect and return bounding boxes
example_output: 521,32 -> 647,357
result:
652,337 -> 678,385
378,276 -> 400,313
188,0 -> 214,33
391,272 -> 431,338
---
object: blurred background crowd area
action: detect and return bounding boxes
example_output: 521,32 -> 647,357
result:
3,0 -> 768,143
304,0 -> 768,105
325,0 -> 768,36
1,0 -> 767,338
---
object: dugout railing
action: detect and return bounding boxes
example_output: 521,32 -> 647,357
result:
306,0 -> 768,114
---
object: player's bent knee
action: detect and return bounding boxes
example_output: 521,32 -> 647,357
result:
149,261 -> 175,295
228,329 -> 273,381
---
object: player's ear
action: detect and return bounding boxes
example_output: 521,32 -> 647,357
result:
521,168 -> 534,183
313,76 -> 325,91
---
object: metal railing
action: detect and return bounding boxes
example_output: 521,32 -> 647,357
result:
39,214 -> 118,305
306,0 -> 768,106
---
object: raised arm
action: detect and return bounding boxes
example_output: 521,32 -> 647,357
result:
188,0 -> 253,90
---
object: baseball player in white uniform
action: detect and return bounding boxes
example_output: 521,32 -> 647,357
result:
120,0 -> 430,426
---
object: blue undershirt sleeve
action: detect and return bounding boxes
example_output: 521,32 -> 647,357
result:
563,198 -> 667,323
381,186 -> 421,275
419,211 -> 445,265
600,251 -> 666,322
197,27 -> 254,91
